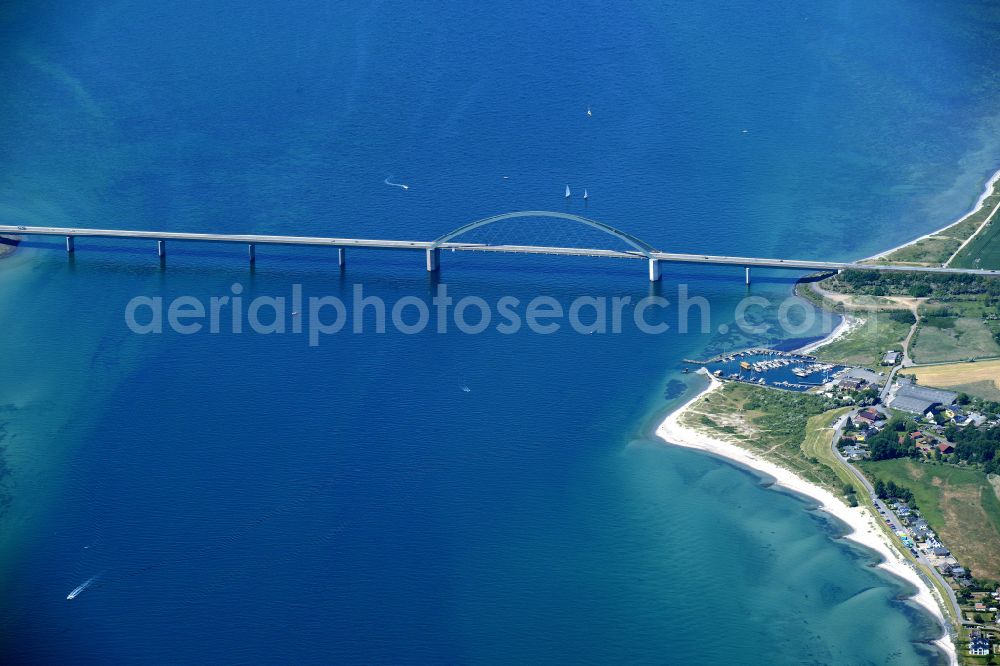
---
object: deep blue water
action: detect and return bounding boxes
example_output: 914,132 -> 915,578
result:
3,1 -> 1000,663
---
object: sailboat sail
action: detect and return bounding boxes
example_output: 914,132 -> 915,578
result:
565,185 -> 571,198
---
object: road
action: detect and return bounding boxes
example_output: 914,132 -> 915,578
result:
3,223 -> 1000,276
830,412 -> 964,626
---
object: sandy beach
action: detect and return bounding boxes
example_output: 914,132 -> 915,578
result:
656,373 -> 957,665
794,313 -> 862,355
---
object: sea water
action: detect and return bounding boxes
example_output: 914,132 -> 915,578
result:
3,1 -> 1000,663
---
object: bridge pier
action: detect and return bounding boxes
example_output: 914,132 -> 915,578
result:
338,247 -> 346,267
157,240 -> 166,258
248,243 -> 256,263
745,267 -> 750,285
66,236 -> 74,253
426,248 -> 440,272
648,258 -> 661,282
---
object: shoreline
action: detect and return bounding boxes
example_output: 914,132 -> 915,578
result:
656,373 -> 957,666
863,167 -> 1000,262
793,312 -> 861,355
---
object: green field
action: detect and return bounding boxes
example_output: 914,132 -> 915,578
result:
813,313 -> 912,367
951,217 -> 1000,269
910,316 -> 1000,363
860,459 -> 1000,581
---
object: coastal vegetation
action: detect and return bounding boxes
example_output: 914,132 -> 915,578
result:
828,269 -> 1000,301
881,234 -> 964,266
681,382 -> 854,500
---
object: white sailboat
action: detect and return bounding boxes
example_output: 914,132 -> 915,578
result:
583,189 -> 589,201
586,106 -> 592,117
565,185 -> 571,198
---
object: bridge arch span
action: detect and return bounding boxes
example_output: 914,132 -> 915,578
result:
430,211 -> 658,258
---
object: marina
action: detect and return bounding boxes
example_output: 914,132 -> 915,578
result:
692,349 -> 845,392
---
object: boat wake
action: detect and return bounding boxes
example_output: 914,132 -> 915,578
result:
66,573 -> 102,600
384,175 -> 409,190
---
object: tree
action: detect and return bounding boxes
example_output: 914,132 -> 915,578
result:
889,310 -> 916,325
957,393 -> 971,405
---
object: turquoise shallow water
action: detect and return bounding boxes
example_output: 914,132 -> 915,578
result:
2,1 -> 1000,663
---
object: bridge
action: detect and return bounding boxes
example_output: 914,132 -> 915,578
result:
1,211 -> 997,283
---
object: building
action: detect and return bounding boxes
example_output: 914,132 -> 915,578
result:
888,380 -> 958,415
837,377 -> 866,391
890,395 -> 939,414
882,351 -> 901,366
968,412 -> 988,427
845,367 -> 882,384
938,442 -> 955,455
842,445 -> 868,460
969,635 -> 990,656
856,407 -> 883,425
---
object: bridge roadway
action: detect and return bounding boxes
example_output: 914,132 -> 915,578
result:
1,224 -> 998,281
